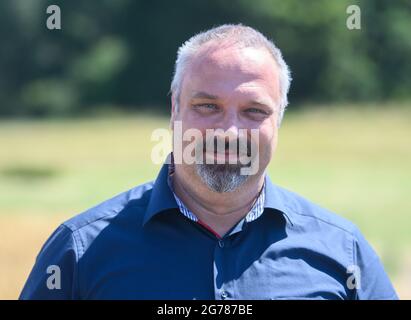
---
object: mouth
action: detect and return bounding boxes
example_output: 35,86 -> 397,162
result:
203,149 -> 247,164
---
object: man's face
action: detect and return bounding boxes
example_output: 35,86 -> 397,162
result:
171,43 -> 281,192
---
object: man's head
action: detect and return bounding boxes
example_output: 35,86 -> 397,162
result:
170,24 -> 292,193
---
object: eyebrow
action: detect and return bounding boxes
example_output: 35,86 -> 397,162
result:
190,91 -> 274,111
246,100 -> 271,109
190,91 -> 219,100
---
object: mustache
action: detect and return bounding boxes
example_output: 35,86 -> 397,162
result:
200,135 -> 253,157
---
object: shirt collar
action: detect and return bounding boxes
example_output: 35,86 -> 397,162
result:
143,156 -> 294,226
143,162 -> 179,226
263,174 -> 295,226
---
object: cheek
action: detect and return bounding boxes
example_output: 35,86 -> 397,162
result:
180,109 -> 213,131
259,120 -> 276,139
257,125 -> 278,155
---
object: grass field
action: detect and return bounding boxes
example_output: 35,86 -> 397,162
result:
0,104 -> 410,299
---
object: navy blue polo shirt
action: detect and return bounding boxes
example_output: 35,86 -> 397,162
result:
20,162 -> 398,300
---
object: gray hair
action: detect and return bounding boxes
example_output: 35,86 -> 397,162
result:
170,24 -> 292,126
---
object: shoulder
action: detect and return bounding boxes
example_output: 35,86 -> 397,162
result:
272,183 -> 360,237
270,184 -> 398,299
61,180 -> 155,234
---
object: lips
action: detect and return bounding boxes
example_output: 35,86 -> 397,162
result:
198,136 -> 255,164
202,150 -> 250,165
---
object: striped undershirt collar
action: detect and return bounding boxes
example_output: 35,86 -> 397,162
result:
167,160 -> 266,224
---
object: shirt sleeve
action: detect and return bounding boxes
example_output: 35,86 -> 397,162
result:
352,227 -> 399,300
19,224 -> 79,300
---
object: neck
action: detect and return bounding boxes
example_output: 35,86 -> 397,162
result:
172,164 -> 265,237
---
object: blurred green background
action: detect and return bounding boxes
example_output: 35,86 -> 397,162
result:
0,0 -> 410,299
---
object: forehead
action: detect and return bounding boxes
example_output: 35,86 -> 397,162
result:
181,43 -> 280,101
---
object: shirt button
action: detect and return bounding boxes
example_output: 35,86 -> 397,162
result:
221,291 -> 228,300
218,240 -> 224,248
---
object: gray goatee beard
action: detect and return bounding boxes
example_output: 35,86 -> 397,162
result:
195,163 -> 250,193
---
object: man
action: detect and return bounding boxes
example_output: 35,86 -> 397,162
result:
20,24 -> 398,300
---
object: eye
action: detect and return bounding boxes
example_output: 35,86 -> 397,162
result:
243,107 -> 271,121
193,104 -> 219,112
197,104 -> 217,109
245,108 -> 269,115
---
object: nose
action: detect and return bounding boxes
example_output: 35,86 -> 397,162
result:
214,120 -> 240,147
224,124 -> 240,141
215,108 -> 241,137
